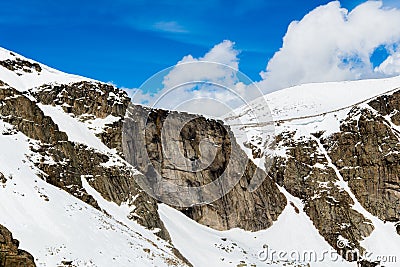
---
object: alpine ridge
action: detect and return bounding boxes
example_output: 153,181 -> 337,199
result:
0,47 -> 399,266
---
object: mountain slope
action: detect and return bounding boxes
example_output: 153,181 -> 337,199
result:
0,48 -> 189,266
226,76 -> 400,266
0,46 -> 399,267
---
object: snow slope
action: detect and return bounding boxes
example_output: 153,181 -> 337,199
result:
0,47 -> 91,92
0,120 -> 185,267
159,188 -> 355,267
227,76 -> 400,124
225,75 -> 400,168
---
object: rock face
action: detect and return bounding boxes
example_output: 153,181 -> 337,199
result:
0,224 -> 36,267
2,50 -> 399,265
265,89 -> 400,261
0,83 -> 98,207
32,82 -> 130,153
31,81 -> 287,232
123,105 -> 287,231
268,134 -> 374,256
0,81 -> 172,241
327,105 -> 400,223
33,82 -> 128,120
0,80 -> 194,264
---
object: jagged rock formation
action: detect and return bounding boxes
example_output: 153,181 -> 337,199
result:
263,89 -> 400,262
327,105 -> 400,223
32,81 -> 128,121
0,81 -> 173,242
0,224 -> 36,267
31,81 -> 129,153
269,134 -> 374,256
1,48 -> 400,266
123,105 -> 287,231
28,80 -> 287,232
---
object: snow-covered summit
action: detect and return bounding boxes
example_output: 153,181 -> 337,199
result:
0,46 -> 93,91
227,75 -> 400,125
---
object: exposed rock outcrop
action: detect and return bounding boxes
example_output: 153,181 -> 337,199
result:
123,105 -> 287,231
0,224 -> 36,267
0,82 -> 171,241
3,63 -> 398,265
265,89 -> 400,259
32,82 -> 129,152
0,83 -> 98,207
0,57 -> 41,75
268,134 -> 374,256
31,81 -> 287,232
33,82 -> 128,119
327,106 -> 400,223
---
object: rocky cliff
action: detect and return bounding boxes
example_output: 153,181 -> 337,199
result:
0,74 -> 286,265
0,224 -> 36,267
123,105 -> 286,231
27,80 -> 287,232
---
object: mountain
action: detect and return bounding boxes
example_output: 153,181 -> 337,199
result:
0,47 -> 399,267
225,77 -> 400,265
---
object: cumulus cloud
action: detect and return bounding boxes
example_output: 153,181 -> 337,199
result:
375,51 -> 400,75
162,39 -> 239,90
131,1 -> 400,116
129,40 -> 264,118
258,1 -> 400,91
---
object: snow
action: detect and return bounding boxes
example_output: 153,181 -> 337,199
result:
37,104 -> 111,153
226,75 -> 400,162
159,191 -> 354,267
228,76 -> 400,124
194,120 -> 399,267
84,115 -> 121,134
0,119 -> 185,267
37,104 -> 140,173
0,47 -> 92,92
311,136 -> 400,266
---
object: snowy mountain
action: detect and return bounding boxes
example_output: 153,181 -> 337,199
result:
225,76 -> 400,266
0,47 -> 399,267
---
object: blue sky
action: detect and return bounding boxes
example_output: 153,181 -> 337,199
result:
1,0 -> 385,89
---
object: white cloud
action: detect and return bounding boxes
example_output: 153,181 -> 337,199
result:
152,21 -> 188,33
258,1 -> 400,91
375,51 -> 400,75
131,1 -> 400,116
162,40 -> 239,90
130,40 -> 265,118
